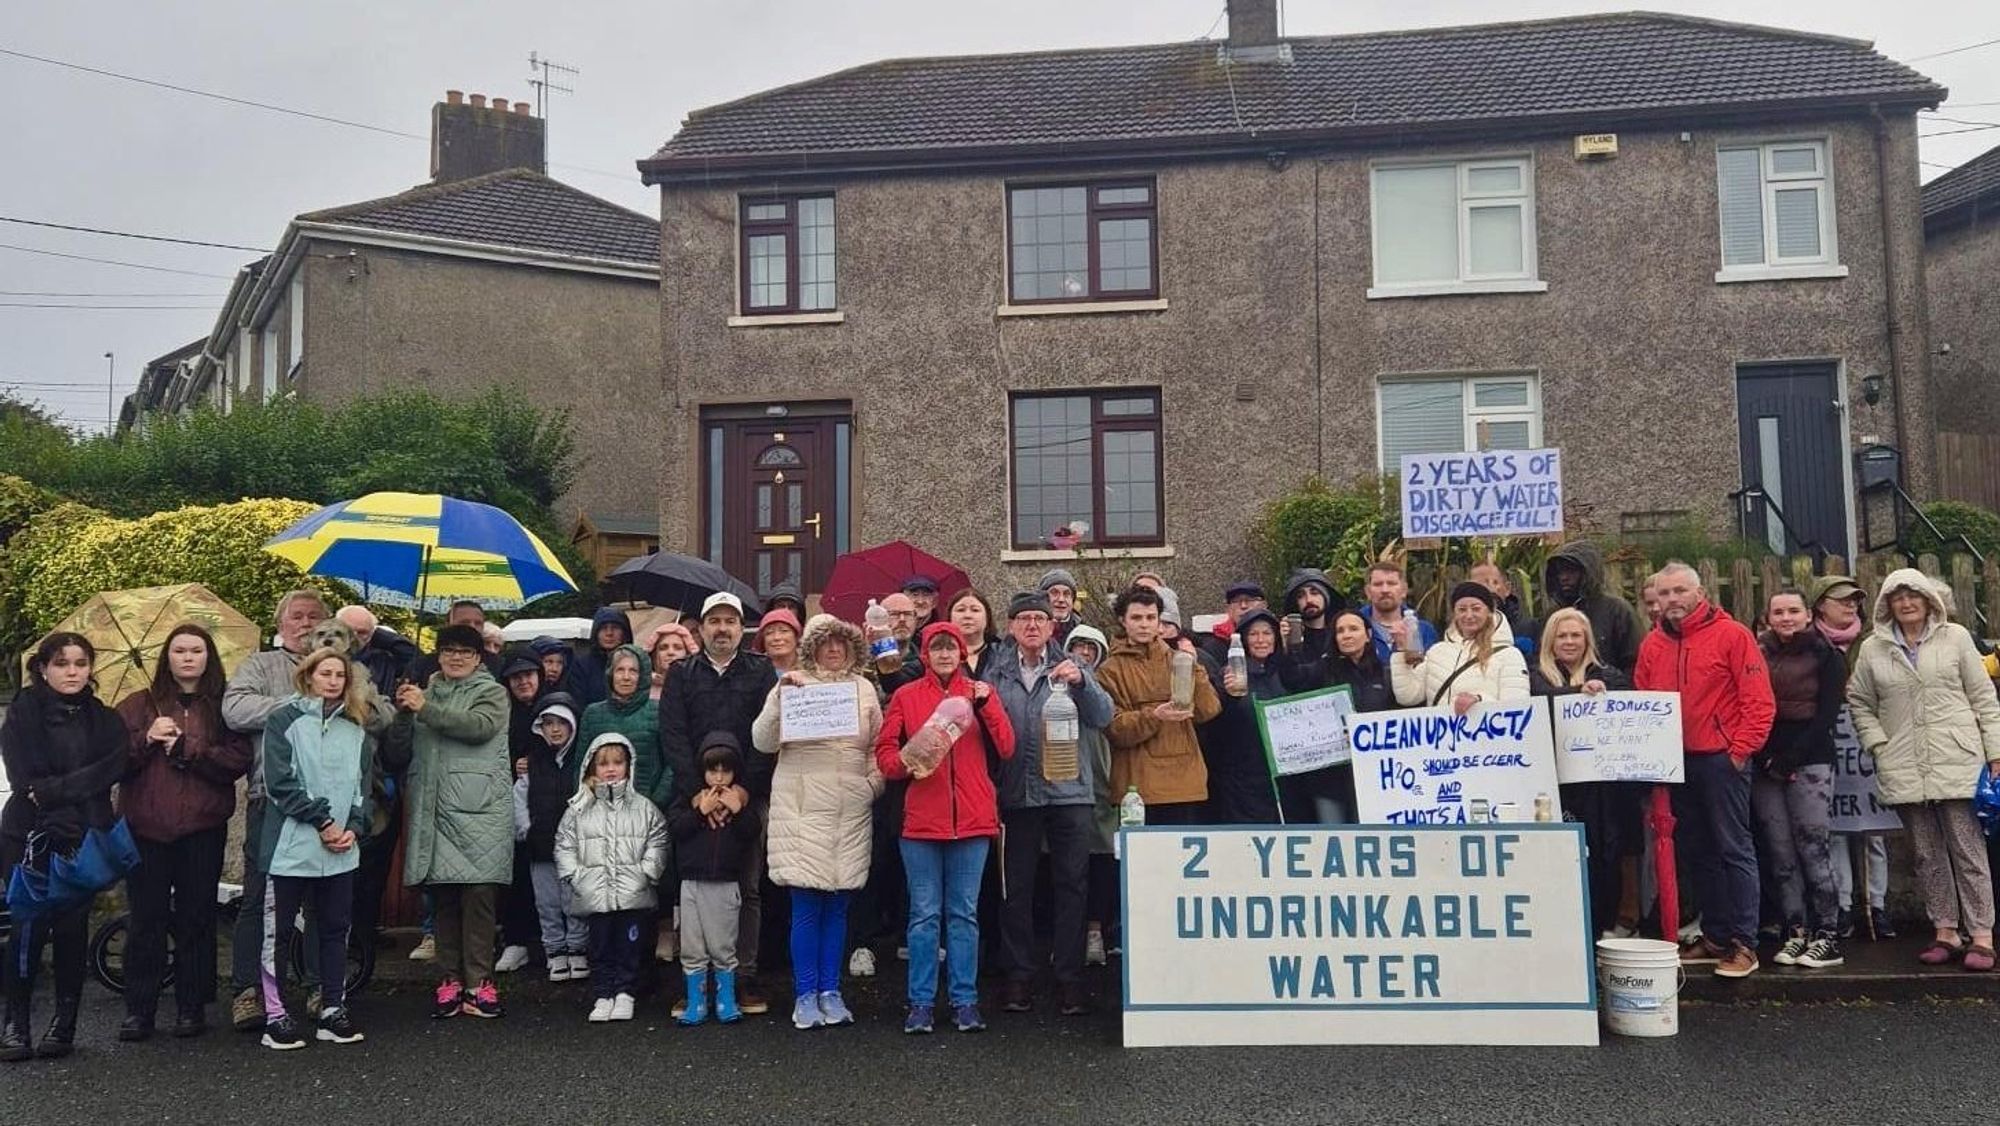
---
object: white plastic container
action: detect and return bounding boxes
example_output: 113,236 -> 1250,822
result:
1595,937 -> 1684,1037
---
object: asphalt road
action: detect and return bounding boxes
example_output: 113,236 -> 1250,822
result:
2,969 -> 1994,1125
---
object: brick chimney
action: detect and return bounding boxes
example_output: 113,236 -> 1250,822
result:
430,91 -> 546,183
1226,0 -> 1280,49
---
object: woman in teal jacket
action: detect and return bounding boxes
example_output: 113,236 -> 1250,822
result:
578,644 -> 673,809
255,648 -> 373,1050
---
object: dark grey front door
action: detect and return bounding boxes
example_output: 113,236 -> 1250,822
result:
1736,362 -> 1847,557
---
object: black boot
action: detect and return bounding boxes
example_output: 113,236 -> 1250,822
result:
0,994 -> 30,1063
118,1013 -> 154,1042
36,994 -> 79,1059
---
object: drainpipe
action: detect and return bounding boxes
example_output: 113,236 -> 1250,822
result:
1870,105 -> 1935,496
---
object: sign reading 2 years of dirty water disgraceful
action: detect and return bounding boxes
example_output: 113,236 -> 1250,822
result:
1120,825 -> 1597,1046
1400,448 -> 1563,539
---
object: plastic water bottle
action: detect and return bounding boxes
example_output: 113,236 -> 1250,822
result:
1041,679 -> 1080,783
1169,648 -> 1196,709
1117,784 -> 1145,858
1400,607 -> 1424,656
902,696 -> 971,778
1225,633 -> 1248,696
865,599 -> 901,675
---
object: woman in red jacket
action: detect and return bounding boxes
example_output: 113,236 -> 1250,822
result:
874,622 -> 1013,1035
114,624 -> 253,1041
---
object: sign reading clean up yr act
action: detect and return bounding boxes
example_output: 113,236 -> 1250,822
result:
1120,826 -> 1597,1046
1400,449 -> 1563,539
1345,699 -> 1561,824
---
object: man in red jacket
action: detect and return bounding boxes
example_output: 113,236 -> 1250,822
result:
1635,562 -> 1776,978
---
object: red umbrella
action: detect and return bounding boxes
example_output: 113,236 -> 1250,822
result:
1647,784 -> 1680,944
821,540 -> 971,625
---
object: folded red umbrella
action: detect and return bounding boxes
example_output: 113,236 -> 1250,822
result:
1648,784 -> 1680,944
820,540 -> 971,625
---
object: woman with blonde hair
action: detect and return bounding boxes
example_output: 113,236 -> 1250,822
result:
1531,607 -> 1638,936
1392,581 -> 1529,713
1848,569 -> 2000,971
253,648 -> 375,1049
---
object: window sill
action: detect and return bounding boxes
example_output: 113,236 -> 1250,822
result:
1713,264 -> 1849,284
1365,280 -> 1549,300
726,311 -> 846,328
996,298 -> 1169,318
1000,545 -> 1175,563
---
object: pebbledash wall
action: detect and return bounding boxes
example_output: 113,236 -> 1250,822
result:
657,111 -> 1933,605
295,242 -> 664,525
1924,205 -> 2000,437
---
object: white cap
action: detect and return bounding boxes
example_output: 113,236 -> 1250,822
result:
700,591 -> 744,620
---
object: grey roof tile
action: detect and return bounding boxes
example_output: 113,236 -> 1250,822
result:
301,169 -> 659,266
1923,142 -> 2000,223
641,12 -> 1942,179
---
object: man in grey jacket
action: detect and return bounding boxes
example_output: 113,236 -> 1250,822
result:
983,591 -> 1114,1017
220,590 -> 329,1030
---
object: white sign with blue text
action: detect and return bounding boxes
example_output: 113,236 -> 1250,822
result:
1345,699 -> 1561,824
1550,690 -> 1685,783
1400,449 -> 1564,539
1120,825 -> 1597,1046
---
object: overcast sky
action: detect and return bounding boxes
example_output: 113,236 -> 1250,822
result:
3,0 -> 1993,432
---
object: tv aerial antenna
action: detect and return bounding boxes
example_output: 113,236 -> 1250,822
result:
527,52 -> 578,120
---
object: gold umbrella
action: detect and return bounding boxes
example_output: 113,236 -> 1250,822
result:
23,583 -> 263,705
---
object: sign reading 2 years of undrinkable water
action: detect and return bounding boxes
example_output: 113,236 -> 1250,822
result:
1120,826 -> 1598,1046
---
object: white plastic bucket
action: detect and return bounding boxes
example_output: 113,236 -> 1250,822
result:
1595,938 -> 1683,1038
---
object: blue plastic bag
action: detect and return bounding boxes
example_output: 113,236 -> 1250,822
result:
1977,765 -> 2000,838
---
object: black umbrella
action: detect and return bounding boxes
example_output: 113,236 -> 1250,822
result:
607,551 -> 762,617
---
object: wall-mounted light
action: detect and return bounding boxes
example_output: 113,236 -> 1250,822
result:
1860,373 -> 1885,406
764,404 -> 788,418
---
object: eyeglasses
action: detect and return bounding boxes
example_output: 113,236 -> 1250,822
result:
888,610 -> 918,620
438,646 -> 479,658
1014,614 -> 1052,625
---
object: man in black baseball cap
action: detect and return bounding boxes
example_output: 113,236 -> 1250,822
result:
902,576 -> 940,630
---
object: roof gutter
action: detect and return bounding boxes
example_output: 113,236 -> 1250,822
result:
291,222 -> 660,281
639,91 -> 1946,186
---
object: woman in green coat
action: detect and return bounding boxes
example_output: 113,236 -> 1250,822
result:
385,624 -> 512,1019
578,644 -> 673,810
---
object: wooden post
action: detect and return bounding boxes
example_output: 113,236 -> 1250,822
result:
1761,556 -> 1784,608
1730,558 -> 1755,623
1950,554 -> 1976,628
1985,556 -> 2000,636
1823,554 -> 1848,577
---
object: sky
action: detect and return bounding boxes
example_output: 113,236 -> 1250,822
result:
3,0 -> 1994,432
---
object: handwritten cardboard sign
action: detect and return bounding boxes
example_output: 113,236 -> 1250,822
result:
1400,449 -> 1563,539
778,681 -> 862,743
1344,699 -> 1561,825
1830,706 -> 1901,833
1120,825 -> 1597,1046
1550,691 -> 1685,784
1254,686 -> 1357,776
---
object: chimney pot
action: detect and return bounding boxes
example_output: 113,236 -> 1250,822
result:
469,93 -> 487,109
446,89 -> 464,106
514,101 -> 532,116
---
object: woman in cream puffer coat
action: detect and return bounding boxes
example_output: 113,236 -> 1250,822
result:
1392,581 -> 1530,712
1847,568 -> 2000,968
752,613 -> 884,1025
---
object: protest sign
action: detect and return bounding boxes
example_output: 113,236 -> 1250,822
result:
778,681 -> 861,743
1830,706 -> 1901,833
1400,449 -> 1563,539
1550,691 -> 1685,783
1254,686 -> 1357,776
1345,699 -> 1561,824
1120,825 -> 1597,1046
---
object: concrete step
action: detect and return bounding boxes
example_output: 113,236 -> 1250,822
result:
1679,935 -> 2000,1003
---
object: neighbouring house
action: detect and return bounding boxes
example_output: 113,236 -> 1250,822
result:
116,338 -> 209,433
1921,142 -> 2000,512
640,4 -> 1947,607
148,90 -> 662,524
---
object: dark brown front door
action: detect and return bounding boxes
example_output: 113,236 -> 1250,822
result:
701,410 -> 850,599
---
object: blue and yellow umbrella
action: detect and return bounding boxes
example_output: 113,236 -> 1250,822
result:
263,492 -> 577,612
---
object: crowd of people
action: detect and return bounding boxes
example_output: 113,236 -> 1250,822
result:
3,552 -> 1999,1059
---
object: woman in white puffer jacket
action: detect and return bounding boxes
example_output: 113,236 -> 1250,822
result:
752,613 -> 884,1029
1392,581 -> 1530,713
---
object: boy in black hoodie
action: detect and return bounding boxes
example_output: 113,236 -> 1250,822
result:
667,733 -> 755,1025
520,695 -> 590,982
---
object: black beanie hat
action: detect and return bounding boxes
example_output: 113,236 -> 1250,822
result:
1448,581 -> 1498,611
436,623 -> 485,652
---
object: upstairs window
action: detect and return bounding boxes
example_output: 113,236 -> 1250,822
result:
740,195 -> 836,313
1009,390 -> 1163,548
1717,141 -> 1837,273
1378,374 -> 1541,472
1007,181 -> 1158,303
1371,158 -> 1539,294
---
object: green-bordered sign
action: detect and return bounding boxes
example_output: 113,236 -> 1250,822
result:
1252,684 -> 1356,777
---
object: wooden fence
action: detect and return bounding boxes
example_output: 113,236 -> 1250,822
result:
1414,551 -> 1997,635
1940,431 -> 2000,514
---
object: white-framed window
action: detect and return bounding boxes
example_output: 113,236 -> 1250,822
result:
1369,157 -> 1541,297
1376,373 -> 1541,472
1716,140 -> 1840,277
286,275 -> 304,377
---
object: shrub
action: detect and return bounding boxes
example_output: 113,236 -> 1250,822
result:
1249,476 -> 1399,594
1907,500 -> 2000,559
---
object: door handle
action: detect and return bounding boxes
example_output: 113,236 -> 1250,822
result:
804,512 -> 823,540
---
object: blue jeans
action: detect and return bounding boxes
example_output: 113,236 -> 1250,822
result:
789,889 -> 851,998
1674,752 -> 1758,947
900,837 -> 989,1008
